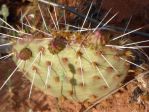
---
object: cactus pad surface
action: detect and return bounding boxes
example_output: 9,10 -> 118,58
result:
12,30 -> 133,102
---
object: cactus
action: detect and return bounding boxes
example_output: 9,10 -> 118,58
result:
12,29 -> 133,102
0,1 -> 147,106
0,4 -> 9,21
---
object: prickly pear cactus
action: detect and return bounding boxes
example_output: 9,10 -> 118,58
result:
12,30 -> 132,102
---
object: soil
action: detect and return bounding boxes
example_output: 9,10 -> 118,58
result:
102,0 -> 149,25
0,0 -> 149,112
0,59 -> 148,112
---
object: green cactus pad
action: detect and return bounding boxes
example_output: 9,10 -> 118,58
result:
13,31 -> 131,102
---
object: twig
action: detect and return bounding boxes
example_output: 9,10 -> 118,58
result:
38,0 -> 149,37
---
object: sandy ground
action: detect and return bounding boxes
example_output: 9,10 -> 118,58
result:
0,59 -> 148,112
